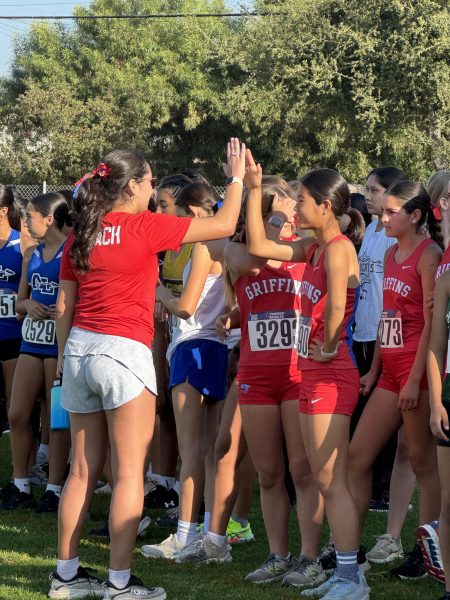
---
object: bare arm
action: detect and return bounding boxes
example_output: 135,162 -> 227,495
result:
55,279 -> 78,376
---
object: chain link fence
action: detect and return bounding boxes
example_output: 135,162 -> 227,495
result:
8,183 -> 227,201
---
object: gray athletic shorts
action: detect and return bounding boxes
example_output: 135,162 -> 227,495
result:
61,327 -> 157,414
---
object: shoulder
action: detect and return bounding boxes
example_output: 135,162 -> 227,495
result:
23,244 -> 38,263
418,242 -> 443,271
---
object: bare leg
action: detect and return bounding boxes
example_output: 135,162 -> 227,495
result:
232,451 -> 255,520
2,357 -> 17,414
386,427 -> 416,539
438,446 -> 450,592
58,411 -> 108,559
241,404 -> 290,556
107,388 -> 155,569
204,402 -> 221,514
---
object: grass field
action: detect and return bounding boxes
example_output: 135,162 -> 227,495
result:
0,433 -> 444,600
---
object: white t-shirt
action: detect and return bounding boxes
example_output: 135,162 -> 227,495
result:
354,220 -> 396,342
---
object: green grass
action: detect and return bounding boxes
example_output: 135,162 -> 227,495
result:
0,434 -> 443,600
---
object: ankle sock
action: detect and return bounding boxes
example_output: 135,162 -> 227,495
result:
38,443 -> 49,459
14,478 -> 30,494
336,550 -> 359,582
203,511 -> 211,534
275,552 -> 291,561
176,520 -> 197,547
57,557 -> 79,581
46,484 -> 62,497
231,513 -> 248,528
108,568 -> 130,589
173,481 -> 180,494
207,531 -> 226,547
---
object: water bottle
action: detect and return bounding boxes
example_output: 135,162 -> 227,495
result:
50,379 -> 70,431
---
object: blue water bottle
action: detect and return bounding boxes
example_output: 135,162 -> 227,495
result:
50,379 -> 70,431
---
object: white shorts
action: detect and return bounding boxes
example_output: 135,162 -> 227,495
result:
61,327 -> 157,413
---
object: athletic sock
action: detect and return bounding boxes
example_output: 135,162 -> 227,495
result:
231,513 -> 248,528
176,520 -> 197,547
207,531 -> 226,547
56,557 -> 79,581
108,568 -> 131,589
173,481 -> 180,494
14,478 -> 30,494
203,511 -> 211,534
38,443 -> 49,459
275,552 -> 291,561
46,484 -> 62,497
336,550 -> 359,582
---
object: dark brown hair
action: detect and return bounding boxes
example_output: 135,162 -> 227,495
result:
175,182 -> 218,216
29,193 -> 71,231
0,184 -> 24,231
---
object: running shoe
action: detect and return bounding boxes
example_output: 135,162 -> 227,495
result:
320,574 -> 370,600
104,575 -> 166,599
141,533 -> 183,560
0,481 -> 14,500
369,497 -> 389,512
144,484 -> 168,509
245,553 -> 294,583
301,572 -> 339,597
319,546 -> 369,574
36,449 -> 48,466
48,566 -> 104,598
176,535 -> 232,565
155,505 -> 179,528
90,515 -> 151,539
94,482 -> 112,495
29,462 -> 49,485
226,517 -> 255,544
35,490 -> 59,514
417,521 -> 445,584
283,556 -> 326,588
366,533 -> 403,563
389,544 -> 427,579
0,485 -> 37,510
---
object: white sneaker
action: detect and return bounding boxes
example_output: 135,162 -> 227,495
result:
366,533 -> 403,564
141,533 -> 183,560
94,483 -> 112,495
48,567 -> 104,598
138,516 -> 151,537
320,574 -> 370,600
176,535 -> 232,565
36,450 -> 48,466
105,575 -> 166,599
144,477 -> 160,496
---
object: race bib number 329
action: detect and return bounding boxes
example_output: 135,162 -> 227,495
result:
248,310 -> 299,352
22,315 -> 56,345
379,310 -> 403,348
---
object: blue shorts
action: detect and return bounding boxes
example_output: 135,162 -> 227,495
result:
169,339 -> 228,404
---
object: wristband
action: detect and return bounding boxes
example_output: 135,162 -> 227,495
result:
320,345 -> 338,359
225,176 -> 244,187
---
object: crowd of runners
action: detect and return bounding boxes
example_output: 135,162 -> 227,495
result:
0,138 -> 449,600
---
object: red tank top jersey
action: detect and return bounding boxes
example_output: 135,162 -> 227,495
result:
235,260 -> 305,368
297,234 -> 358,371
380,238 -> 434,354
436,245 -> 450,280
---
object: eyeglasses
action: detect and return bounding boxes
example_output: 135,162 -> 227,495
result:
140,176 -> 158,188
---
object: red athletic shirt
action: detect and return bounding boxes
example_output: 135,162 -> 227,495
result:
380,238 -> 434,354
436,245 -> 450,280
297,234 -> 358,371
60,211 -> 191,348
235,261 -> 305,368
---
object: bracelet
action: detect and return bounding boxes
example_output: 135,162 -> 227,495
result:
320,345 -> 338,359
225,176 -> 244,187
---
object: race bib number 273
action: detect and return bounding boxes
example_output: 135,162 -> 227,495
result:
378,310 -> 403,348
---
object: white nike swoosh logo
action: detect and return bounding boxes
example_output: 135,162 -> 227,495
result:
402,266 -> 411,270
287,264 -> 297,269
311,398 -> 323,404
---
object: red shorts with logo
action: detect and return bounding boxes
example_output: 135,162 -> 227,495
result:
378,351 -> 428,394
299,367 -> 359,416
238,363 -> 301,406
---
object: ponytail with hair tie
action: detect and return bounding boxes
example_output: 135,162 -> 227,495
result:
73,163 -> 112,199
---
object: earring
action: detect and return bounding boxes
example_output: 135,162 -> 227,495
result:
412,220 -> 416,224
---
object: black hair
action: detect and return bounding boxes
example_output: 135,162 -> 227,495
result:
0,185 -> 24,231
350,192 -> 372,228
30,193 -> 72,231
387,180 -> 444,249
176,183 -> 218,216
158,174 -> 192,202
181,169 -> 222,202
71,150 -> 149,272
342,207 -> 366,248
368,166 -> 407,190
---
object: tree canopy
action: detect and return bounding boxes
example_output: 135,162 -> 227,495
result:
1,0 -> 449,183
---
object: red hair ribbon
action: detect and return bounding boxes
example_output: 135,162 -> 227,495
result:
431,202 -> 442,222
73,163 -> 112,198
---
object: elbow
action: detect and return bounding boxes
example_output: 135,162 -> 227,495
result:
178,310 -> 193,320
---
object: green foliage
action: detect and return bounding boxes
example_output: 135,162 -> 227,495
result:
1,0 -> 450,183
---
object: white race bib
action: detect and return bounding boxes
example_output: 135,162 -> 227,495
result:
22,315 -> 56,345
248,310 -> 299,352
297,314 -> 312,358
379,310 -> 404,348
0,289 -> 16,319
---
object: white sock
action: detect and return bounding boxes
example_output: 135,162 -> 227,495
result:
46,484 -> 62,497
14,478 -> 30,494
176,519 -> 197,547
173,481 -> 180,494
108,568 -> 131,589
145,467 -> 153,479
38,443 -> 49,459
56,557 -> 79,581
207,531 -> 226,547
203,511 -> 211,534
165,476 -> 176,489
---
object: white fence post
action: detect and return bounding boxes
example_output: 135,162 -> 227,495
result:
42,181 -> 47,194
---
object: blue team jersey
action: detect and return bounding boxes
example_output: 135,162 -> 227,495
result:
0,229 -> 22,340
20,241 -> 65,357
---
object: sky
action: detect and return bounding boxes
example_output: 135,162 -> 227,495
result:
0,0 -> 250,77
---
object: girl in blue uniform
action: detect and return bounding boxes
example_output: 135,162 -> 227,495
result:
1,193 -> 71,512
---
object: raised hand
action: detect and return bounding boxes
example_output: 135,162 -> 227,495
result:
223,137 -> 246,181
272,192 -> 297,223
243,148 -> 262,190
